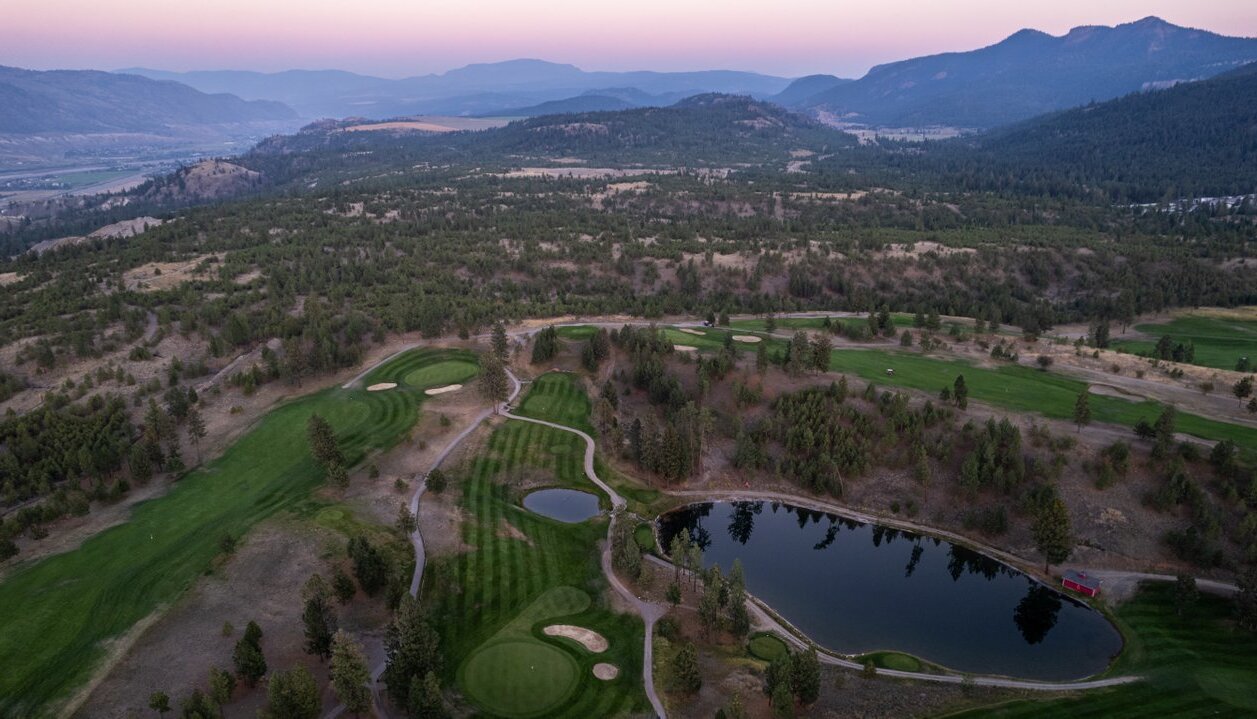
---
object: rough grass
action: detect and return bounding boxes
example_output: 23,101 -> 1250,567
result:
424,380 -> 647,717
951,583 -> 1257,718
516,371 -> 595,434
0,348 -> 472,717
1111,315 -> 1257,371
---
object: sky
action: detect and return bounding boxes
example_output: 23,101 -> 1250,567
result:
5,0 -> 1257,78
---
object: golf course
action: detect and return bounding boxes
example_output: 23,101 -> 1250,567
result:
423,374 -> 648,717
0,348 -> 479,717
1111,314 -> 1257,371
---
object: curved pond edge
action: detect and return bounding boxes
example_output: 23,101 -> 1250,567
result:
650,491 -> 1134,687
521,486 -> 603,523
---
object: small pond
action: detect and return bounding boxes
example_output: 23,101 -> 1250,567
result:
523,488 -> 601,523
658,501 -> 1122,681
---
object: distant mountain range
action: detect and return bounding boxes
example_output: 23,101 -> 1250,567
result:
790,17 -> 1257,128
120,60 -> 793,119
0,65 -> 296,134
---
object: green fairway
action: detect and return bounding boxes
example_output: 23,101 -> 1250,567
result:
425,379 -> 647,717
748,632 -> 790,662
516,371 -> 595,434
950,582 -> 1257,718
824,348 -> 1257,453
556,325 -> 599,340
1111,314 -> 1257,371
0,348 -> 474,717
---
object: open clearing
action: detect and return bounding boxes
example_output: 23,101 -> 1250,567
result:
424,377 -> 645,718
544,624 -> 609,652
955,582 -> 1257,717
0,348 -> 476,716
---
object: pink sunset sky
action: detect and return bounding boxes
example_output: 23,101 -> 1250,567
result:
4,0 -> 1257,78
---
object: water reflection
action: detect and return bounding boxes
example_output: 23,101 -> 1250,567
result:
657,501 -> 1121,680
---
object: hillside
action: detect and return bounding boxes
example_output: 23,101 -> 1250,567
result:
492,94 -> 639,117
801,17 -> 1257,128
950,63 -> 1257,202
770,74 -> 851,106
0,66 -> 297,134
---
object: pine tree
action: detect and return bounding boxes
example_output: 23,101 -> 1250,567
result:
1032,497 -> 1073,572
148,691 -> 171,717
409,671 -> 448,719
383,595 -> 443,708
263,665 -> 320,719
756,342 -> 768,374
479,354 -> 510,411
208,666 -> 236,711
672,642 -> 702,693
306,414 -> 343,469
232,625 -> 267,686
953,375 -> 968,410
302,575 -> 337,659
330,630 -> 371,716
1073,390 -> 1092,433
791,649 -> 821,705
185,406 -> 206,463
490,321 -> 509,363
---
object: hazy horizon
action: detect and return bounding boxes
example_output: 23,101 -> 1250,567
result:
5,1 -> 1257,80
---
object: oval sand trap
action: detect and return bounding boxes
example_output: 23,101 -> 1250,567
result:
678,328 -> 706,336
673,344 -> 698,352
424,383 -> 463,396
593,663 -> 619,680
543,624 -> 608,653
733,335 -> 763,343
366,382 -> 397,391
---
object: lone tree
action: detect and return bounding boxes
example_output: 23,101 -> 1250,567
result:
233,620 -> 267,686
953,375 -> 969,409
330,630 -> 371,716
1073,390 -> 1092,433
1031,497 -> 1073,573
479,354 -> 510,412
791,648 -> 821,705
383,595 -> 444,709
307,414 -> 344,473
301,575 -> 337,660
672,642 -> 702,693
185,406 -> 206,463
490,321 -> 509,363
208,667 -> 236,711
148,691 -> 171,717
1235,376 -> 1254,404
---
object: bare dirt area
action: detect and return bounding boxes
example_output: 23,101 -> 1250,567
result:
122,253 -> 219,292
76,521 -> 360,719
89,216 -> 163,239
499,167 -> 671,179
339,116 -> 509,133
0,271 -> 23,285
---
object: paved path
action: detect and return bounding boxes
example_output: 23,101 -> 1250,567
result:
503,376 -> 668,719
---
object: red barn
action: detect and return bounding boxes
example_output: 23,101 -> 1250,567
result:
1062,570 -> 1101,597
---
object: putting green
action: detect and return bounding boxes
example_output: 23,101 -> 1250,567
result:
402,359 -> 479,391
748,632 -> 789,662
462,641 -> 580,717
458,586 -> 593,717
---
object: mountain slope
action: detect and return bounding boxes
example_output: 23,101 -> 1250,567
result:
492,94 -> 639,117
770,74 -> 851,107
0,66 -> 297,134
803,17 -> 1257,128
960,61 -> 1257,201
122,60 -> 792,119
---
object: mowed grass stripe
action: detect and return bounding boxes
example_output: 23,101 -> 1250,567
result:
0,348 -> 472,716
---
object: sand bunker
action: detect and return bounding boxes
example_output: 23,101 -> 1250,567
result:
673,345 -> 698,352
367,383 -> 398,392
678,328 -> 706,336
592,663 -> 619,680
424,384 -> 463,396
732,335 -> 763,343
543,625 -> 608,653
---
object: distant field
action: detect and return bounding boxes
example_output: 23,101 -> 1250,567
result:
339,116 -> 510,133
425,379 -> 646,717
0,348 -> 475,716
1111,314 -> 1257,371
952,583 -> 1257,718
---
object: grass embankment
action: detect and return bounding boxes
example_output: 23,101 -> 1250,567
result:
425,379 -> 647,717
0,348 -> 477,717
1111,314 -> 1257,371
951,583 -> 1257,718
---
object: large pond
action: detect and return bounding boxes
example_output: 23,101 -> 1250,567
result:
658,501 -> 1123,681
522,488 -> 601,523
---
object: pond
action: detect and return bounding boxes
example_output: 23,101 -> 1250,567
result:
522,488 -> 601,523
658,501 -> 1123,681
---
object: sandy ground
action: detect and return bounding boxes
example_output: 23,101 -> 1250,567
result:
122,254 -> 219,292
339,117 -> 508,133
673,345 -> 698,352
0,272 -> 24,285
366,382 -> 397,391
424,383 -> 462,395
499,167 -> 672,179
592,663 -> 619,680
732,335 -> 762,343
543,625 -> 608,653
